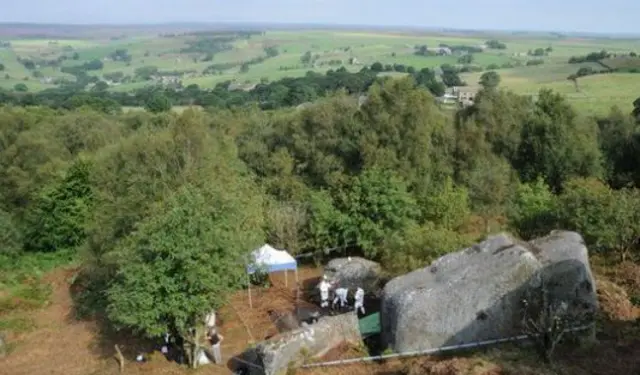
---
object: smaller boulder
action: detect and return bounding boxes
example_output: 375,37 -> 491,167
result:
267,310 -> 299,334
256,313 -> 361,375
324,257 -> 382,292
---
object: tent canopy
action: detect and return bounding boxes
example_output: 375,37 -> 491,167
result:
247,244 -> 297,274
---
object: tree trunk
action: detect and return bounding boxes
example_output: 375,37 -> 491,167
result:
619,247 -> 628,263
114,344 -> 125,373
188,327 -> 203,369
183,341 -> 193,368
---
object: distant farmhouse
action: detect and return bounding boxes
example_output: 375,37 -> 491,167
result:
428,47 -> 452,56
438,86 -> 478,107
227,82 -> 257,92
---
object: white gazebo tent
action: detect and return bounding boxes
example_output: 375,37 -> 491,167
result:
246,244 -> 298,308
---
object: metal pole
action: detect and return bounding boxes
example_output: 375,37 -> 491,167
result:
301,325 -> 593,368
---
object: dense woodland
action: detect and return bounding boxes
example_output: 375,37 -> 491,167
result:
2,73 -> 640,364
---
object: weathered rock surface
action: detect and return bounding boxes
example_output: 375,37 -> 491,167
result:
268,310 -> 300,334
324,257 -> 383,292
254,313 -> 361,375
381,230 -> 598,353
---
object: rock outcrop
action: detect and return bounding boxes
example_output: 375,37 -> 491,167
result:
324,257 -> 383,292
254,313 -> 361,375
381,230 -> 598,353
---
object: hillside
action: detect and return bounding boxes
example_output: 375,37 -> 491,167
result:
0,29 -> 639,115
1,25 -> 640,375
2,257 -> 639,375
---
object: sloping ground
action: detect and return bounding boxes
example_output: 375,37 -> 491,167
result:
0,268 -> 109,375
0,266 -> 323,375
600,56 -> 640,71
1,260 -> 640,375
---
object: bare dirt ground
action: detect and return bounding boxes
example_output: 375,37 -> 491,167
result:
0,266 -> 323,375
1,260 -> 640,375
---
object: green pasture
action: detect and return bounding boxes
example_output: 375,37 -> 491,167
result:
0,29 -> 639,114
462,67 -> 640,115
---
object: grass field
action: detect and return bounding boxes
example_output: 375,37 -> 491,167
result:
0,28 -> 639,114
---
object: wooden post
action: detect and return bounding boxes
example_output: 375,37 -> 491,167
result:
285,269 -> 288,287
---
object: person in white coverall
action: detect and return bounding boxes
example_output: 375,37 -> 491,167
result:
332,287 -> 349,309
354,287 -> 365,314
318,276 -> 332,308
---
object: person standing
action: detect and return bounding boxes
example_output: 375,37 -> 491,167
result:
318,275 -> 332,308
161,332 -> 170,358
354,287 -> 365,315
206,328 -> 224,364
332,287 -> 349,309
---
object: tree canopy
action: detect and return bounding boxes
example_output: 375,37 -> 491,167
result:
2,71 -> 640,367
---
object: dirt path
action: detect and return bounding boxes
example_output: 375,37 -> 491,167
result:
0,268 -> 106,375
0,266 -> 324,375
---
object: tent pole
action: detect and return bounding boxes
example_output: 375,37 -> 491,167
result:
295,267 -> 299,304
285,270 -> 288,287
248,273 -> 252,309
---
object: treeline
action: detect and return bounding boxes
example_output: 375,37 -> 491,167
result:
0,65 -> 453,111
2,79 -> 640,365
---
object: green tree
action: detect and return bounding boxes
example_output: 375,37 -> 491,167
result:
305,189 -> 350,255
24,159 -> 93,252
106,183 -> 264,366
465,154 -> 516,233
507,177 -> 556,239
370,62 -> 383,72
632,96 -> 640,121
420,176 -> 470,230
91,81 -> 109,92
300,51 -> 312,65
556,177 -> 640,258
479,71 -> 501,90
265,200 -> 308,255
0,208 -> 22,256
441,70 -> 464,87
597,106 -> 639,188
381,221 -> 469,276
13,83 -> 28,92
0,63 -> 5,71
515,89 -> 603,191
457,54 -> 474,64
144,93 -> 172,113
335,168 -> 419,258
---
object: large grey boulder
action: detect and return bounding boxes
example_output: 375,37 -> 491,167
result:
324,257 -> 383,292
255,313 -> 361,375
381,230 -> 598,353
